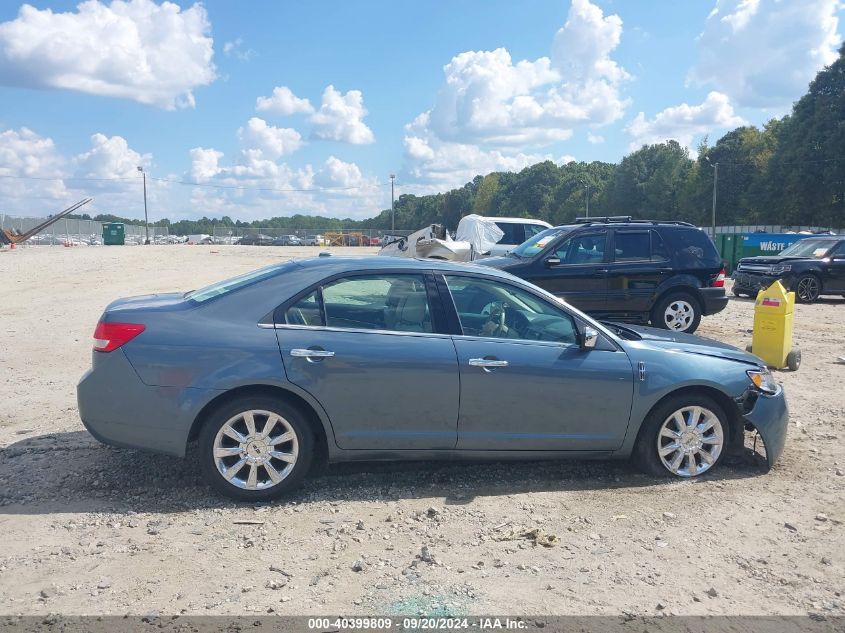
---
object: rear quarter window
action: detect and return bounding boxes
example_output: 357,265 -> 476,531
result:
664,228 -> 721,269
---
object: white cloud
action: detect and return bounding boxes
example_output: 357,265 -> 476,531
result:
237,117 -> 303,159
314,156 -> 366,189
587,133 -> 604,144
73,133 -> 151,178
223,37 -> 256,62
255,86 -> 314,115
309,85 -> 375,144
0,127 -> 66,200
189,147 -> 223,182
402,135 -> 559,193
0,0 -> 216,109
689,0 -> 842,108
627,91 -> 746,150
409,0 -> 629,150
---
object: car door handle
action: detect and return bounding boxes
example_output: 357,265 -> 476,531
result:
468,358 -> 509,369
290,348 -> 335,359
595,268 -> 609,276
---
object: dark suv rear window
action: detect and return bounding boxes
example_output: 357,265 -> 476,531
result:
664,228 -> 721,269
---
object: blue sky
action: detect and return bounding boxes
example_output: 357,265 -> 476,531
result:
0,0 -> 842,221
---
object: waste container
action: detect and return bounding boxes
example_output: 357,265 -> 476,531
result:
102,222 -> 125,246
748,280 -> 800,370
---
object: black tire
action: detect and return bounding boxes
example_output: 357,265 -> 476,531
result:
745,343 -> 753,353
793,274 -> 821,303
199,395 -> 314,501
786,349 -> 801,371
650,292 -> 702,334
633,393 -> 729,478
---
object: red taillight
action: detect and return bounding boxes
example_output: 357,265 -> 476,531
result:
711,267 -> 726,288
93,322 -> 146,352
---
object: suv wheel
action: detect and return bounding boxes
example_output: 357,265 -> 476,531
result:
199,396 -> 314,501
633,394 -> 727,478
651,292 -> 702,333
794,274 -> 821,303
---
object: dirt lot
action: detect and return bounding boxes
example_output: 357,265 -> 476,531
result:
0,245 -> 843,617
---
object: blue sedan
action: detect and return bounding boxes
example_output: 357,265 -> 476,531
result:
78,256 -> 788,500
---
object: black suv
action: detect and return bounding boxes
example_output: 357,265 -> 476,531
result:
478,217 -> 728,333
733,235 -> 845,303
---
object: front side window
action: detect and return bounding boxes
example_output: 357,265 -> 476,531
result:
495,222 -> 523,245
555,232 -> 607,264
297,274 -> 434,333
445,276 -> 578,344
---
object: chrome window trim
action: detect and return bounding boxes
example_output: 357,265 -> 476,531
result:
259,322 -> 452,340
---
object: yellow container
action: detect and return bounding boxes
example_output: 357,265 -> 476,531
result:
751,281 -> 798,370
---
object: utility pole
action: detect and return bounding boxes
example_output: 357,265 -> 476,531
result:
389,174 -> 396,233
138,166 -> 149,244
585,183 -> 591,219
705,158 -> 718,239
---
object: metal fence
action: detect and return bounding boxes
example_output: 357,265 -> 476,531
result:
0,214 -> 170,245
208,226 -> 412,246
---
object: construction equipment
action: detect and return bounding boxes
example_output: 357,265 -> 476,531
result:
1,198 -> 93,246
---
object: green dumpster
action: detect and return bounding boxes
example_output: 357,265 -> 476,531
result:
102,222 -> 125,246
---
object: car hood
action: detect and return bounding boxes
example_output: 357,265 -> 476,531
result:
476,255 -> 519,269
738,255 -> 809,265
607,322 -> 760,366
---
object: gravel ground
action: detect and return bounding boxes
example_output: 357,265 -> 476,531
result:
0,244 -> 843,617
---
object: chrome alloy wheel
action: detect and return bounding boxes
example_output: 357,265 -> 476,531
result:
657,406 -> 723,477
796,276 -> 820,302
213,410 -> 299,490
663,300 -> 694,331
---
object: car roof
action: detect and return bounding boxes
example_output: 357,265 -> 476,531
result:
549,221 -> 701,230
486,217 -> 550,225
286,255 -> 513,277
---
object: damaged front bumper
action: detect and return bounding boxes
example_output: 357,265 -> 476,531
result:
735,385 -> 789,468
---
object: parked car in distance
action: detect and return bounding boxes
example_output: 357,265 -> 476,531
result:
732,235 -> 845,302
78,256 -> 786,501
237,234 -> 273,246
361,235 -> 382,246
306,235 -> 326,246
483,217 -> 552,257
272,235 -> 303,246
478,217 -> 728,333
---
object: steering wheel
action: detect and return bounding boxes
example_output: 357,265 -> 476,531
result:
481,302 -> 528,338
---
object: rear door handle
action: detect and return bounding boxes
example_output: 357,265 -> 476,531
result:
290,348 -> 335,359
468,358 -> 509,371
595,268 -> 609,276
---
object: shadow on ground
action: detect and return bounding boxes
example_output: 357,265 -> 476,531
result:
0,430 -> 767,515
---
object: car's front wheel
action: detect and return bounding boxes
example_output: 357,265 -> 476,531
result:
634,394 -> 728,478
794,274 -> 821,303
199,396 -> 314,501
651,292 -> 702,333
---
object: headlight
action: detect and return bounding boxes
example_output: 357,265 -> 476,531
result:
770,264 -> 792,274
747,368 -> 779,394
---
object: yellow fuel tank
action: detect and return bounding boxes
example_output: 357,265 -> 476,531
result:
751,281 -> 799,370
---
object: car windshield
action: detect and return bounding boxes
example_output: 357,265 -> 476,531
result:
779,239 -> 837,258
185,264 -> 283,302
510,227 -> 573,257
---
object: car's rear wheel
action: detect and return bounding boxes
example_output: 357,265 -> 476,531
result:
199,396 -> 313,501
794,274 -> 821,303
651,292 -> 702,333
634,394 -> 727,478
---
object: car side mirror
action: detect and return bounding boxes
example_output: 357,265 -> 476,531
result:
545,257 -> 561,268
580,326 -> 599,351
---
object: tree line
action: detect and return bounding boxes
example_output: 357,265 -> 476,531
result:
75,43 -> 844,234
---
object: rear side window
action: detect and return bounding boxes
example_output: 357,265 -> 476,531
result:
285,275 -> 433,333
613,232 -> 650,261
665,229 -> 721,268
